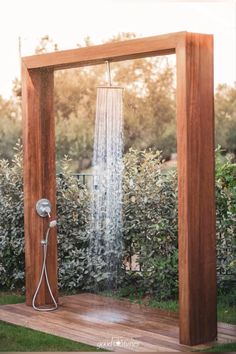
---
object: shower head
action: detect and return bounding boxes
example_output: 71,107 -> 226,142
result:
49,220 -> 57,228
97,86 -> 124,89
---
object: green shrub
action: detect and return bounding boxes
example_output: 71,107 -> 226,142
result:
0,146 -> 235,300
56,158 -> 90,291
122,149 -> 178,298
0,143 -> 24,289
215,151 -> 236,291
0,151 -> 91,291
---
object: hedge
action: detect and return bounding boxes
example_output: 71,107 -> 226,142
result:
0,145 -> 235,299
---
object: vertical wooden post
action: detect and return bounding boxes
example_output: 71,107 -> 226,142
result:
176,33 -> 217,345
22,64 -> 58,306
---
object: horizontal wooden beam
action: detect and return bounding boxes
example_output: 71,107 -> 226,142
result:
22,31 -> 187,70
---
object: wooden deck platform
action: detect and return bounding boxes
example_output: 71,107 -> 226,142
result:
0,293 -> 235,352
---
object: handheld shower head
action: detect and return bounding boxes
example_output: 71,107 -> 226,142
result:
49,220 -> 57,228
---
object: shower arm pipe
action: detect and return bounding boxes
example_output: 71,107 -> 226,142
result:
105,60 -> 112,86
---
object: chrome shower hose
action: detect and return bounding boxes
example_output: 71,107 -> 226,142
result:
32,220 -> 58,311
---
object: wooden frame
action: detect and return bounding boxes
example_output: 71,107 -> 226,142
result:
21,31 -> 217,346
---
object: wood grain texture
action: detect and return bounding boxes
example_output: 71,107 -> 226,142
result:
21,32 -> 186,70
176,33 -> 217,345
0,294 -> 234,352
22,64 -> 58,306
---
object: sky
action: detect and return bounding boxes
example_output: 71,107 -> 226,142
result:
0,0 -> 235,98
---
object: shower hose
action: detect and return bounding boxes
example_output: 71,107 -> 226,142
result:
32,218 -> 58,311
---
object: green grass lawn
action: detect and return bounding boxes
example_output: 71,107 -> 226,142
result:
199,342 -> 236,352
147,293 -> 236,325
0,291 -> 104,352
102,286 -> 236,324
0,321 -> 105,352
0,291 -> 25,305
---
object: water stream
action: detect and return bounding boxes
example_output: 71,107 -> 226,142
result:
88,86 -> 124,290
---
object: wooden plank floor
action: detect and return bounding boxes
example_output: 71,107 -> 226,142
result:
0,293 -> 235,352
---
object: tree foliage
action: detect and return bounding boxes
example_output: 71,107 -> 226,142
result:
0,35 -> 235,170
54,33 -> 176,171
0,95 -> 21,161
215,83 -> 236,154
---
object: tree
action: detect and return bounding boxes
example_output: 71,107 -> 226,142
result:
2,34 -> 235,172
215,83 -> 236,155
113,55 -> 176,156
35,35 -> 58,54
0,95 -> 21,161
0,33 -> 179,171
54,65 -> 104,171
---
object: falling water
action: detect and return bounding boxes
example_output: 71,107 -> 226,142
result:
88,86 -> 124,290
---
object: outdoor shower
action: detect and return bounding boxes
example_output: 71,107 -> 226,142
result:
22,32 -> 216,345
33,199 -> 58,311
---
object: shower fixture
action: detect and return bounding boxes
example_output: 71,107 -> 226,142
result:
36,198 -> 52,217
32,198 -> 58,311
